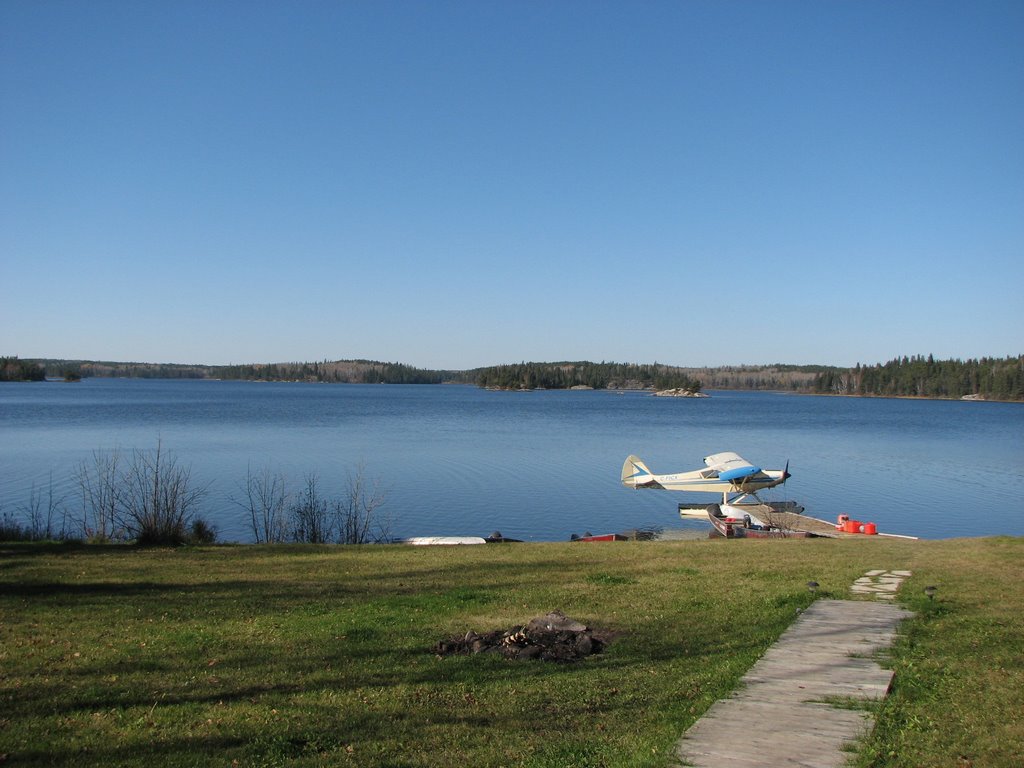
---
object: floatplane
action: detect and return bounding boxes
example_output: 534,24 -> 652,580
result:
622,451 -> 791,499
621,452 -> 813,538
621,452 -> 913,538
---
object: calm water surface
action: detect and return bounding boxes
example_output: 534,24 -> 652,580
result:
1,379 -> 1021,542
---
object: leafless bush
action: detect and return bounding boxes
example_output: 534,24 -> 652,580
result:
286,465 -> 390,544
75,449 -> 122,541
20,473 -> 70,540
117,441 -> 208,545
234,464 -> 289,543
336,461 -> 389,544
71,447 -> 385,545
290,473 -> 332,543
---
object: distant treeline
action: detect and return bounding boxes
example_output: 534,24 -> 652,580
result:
9,354 -> 1023,400
216,360 -> 454,384
0,357 -> 45,382
811,355 -> 1023,401
475,362 -> 702,391
675,365 -> 825,392
25,358 -> 458,385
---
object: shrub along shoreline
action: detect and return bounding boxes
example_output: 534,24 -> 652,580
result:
1,537 -> 1021,767
1,443 -> 390,547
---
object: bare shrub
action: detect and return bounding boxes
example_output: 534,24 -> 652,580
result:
75,449 -> 122,542
117,440 -> 208,546
336,461 -> 389,544
20,473 -> 70,540
285,465 -> 390,544
234,464 -> 289,543
289,473 -> 332,543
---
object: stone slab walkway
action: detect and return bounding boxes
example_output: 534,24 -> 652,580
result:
673,598 -> 913,767
850,570 -> 912,600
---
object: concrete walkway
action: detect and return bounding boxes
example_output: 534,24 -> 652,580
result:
673,598 -> 913,767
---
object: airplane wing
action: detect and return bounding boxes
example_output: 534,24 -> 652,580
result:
704,452 -> 762,482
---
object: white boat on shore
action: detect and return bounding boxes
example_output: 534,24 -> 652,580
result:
400,536 -> 487,546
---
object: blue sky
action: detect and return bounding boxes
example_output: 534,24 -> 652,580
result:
2,1 -> 1021,369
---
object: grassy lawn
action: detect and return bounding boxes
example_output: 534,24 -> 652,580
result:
1,537 -> 1021,767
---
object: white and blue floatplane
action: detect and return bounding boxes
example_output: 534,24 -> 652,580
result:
621,451 -> 913,538
622,451 -> 790,500
621,451 -> 811,538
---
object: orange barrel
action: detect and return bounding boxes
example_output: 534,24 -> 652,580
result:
863,522 -> 877,535
844,519 -> 860,534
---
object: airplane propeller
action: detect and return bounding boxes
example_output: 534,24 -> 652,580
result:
781,460 -> 791,484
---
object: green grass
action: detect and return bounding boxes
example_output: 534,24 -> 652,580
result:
1,537 -> 1021,767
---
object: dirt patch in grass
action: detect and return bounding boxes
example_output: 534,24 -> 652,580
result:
433,610 -> 616,662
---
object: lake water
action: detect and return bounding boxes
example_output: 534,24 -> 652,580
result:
1,379 -> 1021,542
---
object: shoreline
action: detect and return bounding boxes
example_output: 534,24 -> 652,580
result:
7,377 -> 1021,403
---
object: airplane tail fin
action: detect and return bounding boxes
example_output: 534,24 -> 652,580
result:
621,455 -> 655,488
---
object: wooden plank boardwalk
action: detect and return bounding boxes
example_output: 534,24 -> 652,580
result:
673,599 -> 913,767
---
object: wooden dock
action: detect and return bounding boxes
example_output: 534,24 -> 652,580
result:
673,599 -> 913,767
678,503 -> 915,539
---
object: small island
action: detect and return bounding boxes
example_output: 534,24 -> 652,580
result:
652,388 -> 708,398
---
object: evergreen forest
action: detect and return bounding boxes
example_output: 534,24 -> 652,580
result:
0,357 -> 45,382
811,355 -> 1023,401
474,361 -> 701,391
